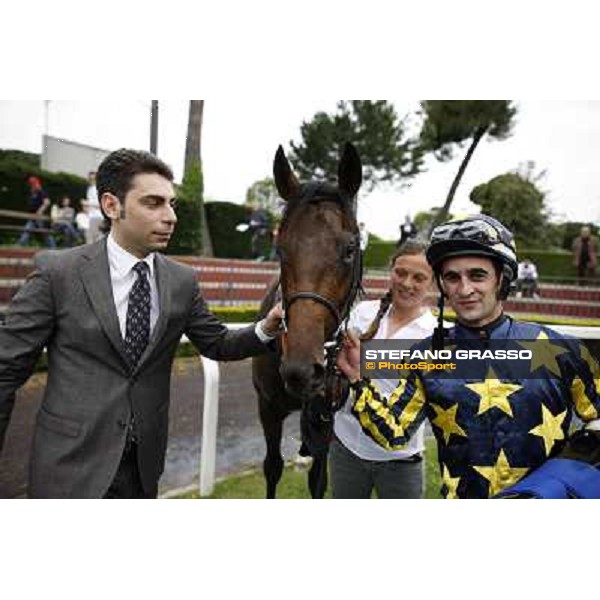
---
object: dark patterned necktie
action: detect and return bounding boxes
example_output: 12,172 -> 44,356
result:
124,261 -> 151,367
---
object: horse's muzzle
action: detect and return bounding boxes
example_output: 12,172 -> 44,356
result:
280,360 -> 325,399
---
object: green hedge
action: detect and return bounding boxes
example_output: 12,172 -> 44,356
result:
517,249 -> 576,282
210,305 -> 259,322
363,240 -> 397,270
205,201 -> 274,259
205,201 -> 252,258
169,161 -> 203,255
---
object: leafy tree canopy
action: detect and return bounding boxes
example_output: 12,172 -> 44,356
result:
245,177 -> 283,216
289,101 -> 422,192
0,149 -> 40,170
469,172 -> 552,250
419,100 -> 516,160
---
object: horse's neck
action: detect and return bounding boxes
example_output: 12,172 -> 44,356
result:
258,276 -> 281,319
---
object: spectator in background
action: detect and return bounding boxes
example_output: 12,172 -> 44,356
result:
17,176 -> 56,248
516,258 -> 540,298
358,222 -> 369,252
248,200 -> 269,260
52,196 -> 81,247
572,225 -> 598,286
76,200 -> 91,243
86,171 -> 104,243
396,214 -> 417,248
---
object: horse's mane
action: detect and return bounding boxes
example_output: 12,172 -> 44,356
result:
257,277 -> 280,320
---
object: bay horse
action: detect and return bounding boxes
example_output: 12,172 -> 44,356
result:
252,143 -> 363,498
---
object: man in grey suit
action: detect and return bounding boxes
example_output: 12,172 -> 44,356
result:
0,149 -> 283,498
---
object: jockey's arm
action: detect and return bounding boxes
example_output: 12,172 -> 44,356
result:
349,373 -> 426,451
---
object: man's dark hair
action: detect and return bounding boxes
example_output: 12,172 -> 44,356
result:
96,148 -> 174,229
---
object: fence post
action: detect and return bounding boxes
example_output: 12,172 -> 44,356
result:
199,356 -> 220,497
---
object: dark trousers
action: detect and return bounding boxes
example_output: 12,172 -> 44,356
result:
577,263 -> 596,286
17,220 -> 56,248
103,443 -> 155,499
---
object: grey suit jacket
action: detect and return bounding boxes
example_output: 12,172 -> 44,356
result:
0,239 -> 266,498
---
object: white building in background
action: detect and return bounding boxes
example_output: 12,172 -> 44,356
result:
41,135 -> 110,177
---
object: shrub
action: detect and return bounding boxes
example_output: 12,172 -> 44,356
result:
169,161 -> 203,255
363,240 -> 396,269
205,201 -> 253,259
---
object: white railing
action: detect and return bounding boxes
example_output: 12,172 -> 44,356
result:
180,323 -> 248,497
189,322 -> 599,498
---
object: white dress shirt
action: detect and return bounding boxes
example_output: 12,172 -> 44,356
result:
334,300 -> 437,461
107,233 -> 160,339
518,262 -> 538,280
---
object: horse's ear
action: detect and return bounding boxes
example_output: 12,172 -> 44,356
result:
338,142 -> 362,199
273,145 -> 300,201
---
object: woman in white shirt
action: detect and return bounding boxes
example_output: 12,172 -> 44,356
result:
330,240 -> 435,498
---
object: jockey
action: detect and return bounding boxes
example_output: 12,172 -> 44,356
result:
336,214 -> 600,498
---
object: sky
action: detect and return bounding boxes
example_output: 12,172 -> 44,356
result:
1,99 -> 600,240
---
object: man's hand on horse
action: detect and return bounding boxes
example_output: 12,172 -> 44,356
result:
336,331 -> 361,383
261,303 -> 284,338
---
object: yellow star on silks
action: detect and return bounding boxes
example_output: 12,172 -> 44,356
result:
442,464 -> 461,499
465,367 -> 522,417
517,331 -> 570,378
473,449 -> 530,497
529,404 -> 567,456
430,403 -> 467,444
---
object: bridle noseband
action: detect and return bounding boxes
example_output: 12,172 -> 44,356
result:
283,292 -> 342,336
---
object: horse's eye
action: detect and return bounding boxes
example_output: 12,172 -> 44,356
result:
344,241 -> 356,261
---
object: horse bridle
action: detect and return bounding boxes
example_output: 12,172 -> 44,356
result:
277,183 -> 364,410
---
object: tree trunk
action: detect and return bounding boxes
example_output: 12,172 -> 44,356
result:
428,125 -> 488,236
184,100 -> 213,256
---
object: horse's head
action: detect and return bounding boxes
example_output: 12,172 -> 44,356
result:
273,143 -> 362,400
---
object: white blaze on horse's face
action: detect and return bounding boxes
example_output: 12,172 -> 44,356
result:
273,144 -> 362,399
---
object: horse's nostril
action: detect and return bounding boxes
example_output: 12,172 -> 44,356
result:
281,361 -> 326,398
281,362 -> 311,387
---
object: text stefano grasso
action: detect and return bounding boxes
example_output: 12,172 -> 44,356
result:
364,349 -> 533,361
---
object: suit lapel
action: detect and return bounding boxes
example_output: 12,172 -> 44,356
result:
79,239 -> 130,368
